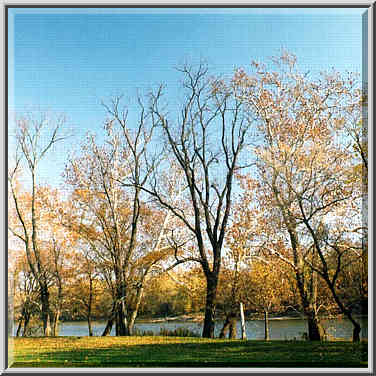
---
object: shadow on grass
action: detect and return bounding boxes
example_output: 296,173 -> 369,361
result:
12,339 -> 368,368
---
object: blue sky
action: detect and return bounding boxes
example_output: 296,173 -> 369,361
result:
8,7 -> 366,187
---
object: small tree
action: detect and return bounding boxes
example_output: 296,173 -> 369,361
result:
246,258 -> 291,340
13,255 -> 40,337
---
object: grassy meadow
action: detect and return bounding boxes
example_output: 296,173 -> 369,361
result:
11,336 -> 368,368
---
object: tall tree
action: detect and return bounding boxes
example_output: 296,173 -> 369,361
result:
8,112 -> 66,336
234,52 -> 365,341
64,100 -> 171,335
140,63 -> 253,337
65,127 -> 134,336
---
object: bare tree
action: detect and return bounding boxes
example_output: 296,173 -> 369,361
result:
138,63 -> 253,338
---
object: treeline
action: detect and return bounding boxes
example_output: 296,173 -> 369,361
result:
9,52 -> 367,342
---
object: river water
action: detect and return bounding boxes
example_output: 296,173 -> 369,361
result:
22,316 -> 368,340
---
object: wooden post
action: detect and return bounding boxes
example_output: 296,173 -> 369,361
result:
240,302 -> 247,340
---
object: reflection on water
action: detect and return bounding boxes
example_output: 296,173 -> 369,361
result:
16,317 -> 368,339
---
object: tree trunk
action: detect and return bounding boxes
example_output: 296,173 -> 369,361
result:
127,286 -> 144,336
292,256 -> 323,341
22,313 -> 31,337
102,302 -> 116,336
352,322 -> 361,342
202,274 -> 218,338
304,219 -> 362,343
87,316 -> 93,337
264,310 -> 270,341
115,282 -> 128,336
87,277 -> 93,336
219,311 -> 237,339
127,319 -> 135,336
228,315 -> 237,339
288,226 -> 323,342
115,317 -> 119,336
115,303 -> 128,336
127,310 -> 137,336
240,302 -> 247,340
326,282 -> 362,342
16,318 -> 23,337
102,318 -> 114,336
40,284 -> 51,337
219,314 -> 231,338
51,310 -> 60,337
307,313 -> 324,341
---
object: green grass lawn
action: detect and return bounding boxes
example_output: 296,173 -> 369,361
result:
11,336 -> 368,368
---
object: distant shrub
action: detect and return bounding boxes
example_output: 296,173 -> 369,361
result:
131,326 -> 200,338
132,327 -> 155,336
158,326 -> 200,338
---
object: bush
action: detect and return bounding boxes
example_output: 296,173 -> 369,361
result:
131,327 -> 155,336
132,326 -> 200,338
158,326 -> 200,337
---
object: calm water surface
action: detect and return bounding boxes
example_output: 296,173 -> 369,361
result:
33,317 -> 368,340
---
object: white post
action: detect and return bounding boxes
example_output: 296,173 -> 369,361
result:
240,302 -> 247,340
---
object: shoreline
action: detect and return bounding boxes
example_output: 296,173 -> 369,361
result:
54,313 -> 368,324
139,314 -> 368,324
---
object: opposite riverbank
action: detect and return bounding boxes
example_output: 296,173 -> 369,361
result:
135,313 -> 368,324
